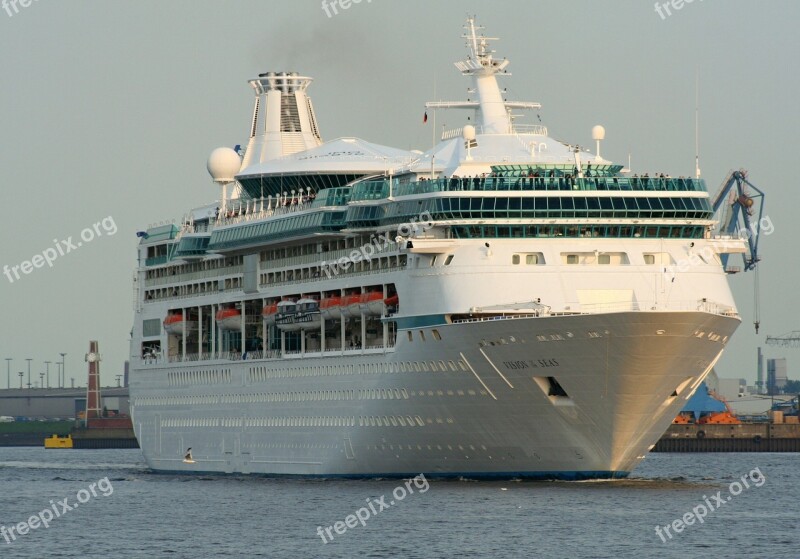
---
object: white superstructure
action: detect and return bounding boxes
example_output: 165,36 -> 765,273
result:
129,18 -> 746,479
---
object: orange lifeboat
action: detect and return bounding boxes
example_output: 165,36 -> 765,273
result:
262,302 -> 278,326
384,295 -> 399,307
359,291 -> 385,316
163,312 -> 197,337
215,308 -> 241,331
341,293 -> 362,318
320,295 -> 342,320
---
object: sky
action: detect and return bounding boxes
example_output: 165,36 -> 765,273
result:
0,0 -> 798,387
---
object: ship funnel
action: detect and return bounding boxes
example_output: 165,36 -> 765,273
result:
240,72 -> 323,167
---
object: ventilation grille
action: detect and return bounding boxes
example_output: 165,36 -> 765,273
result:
251,97 -> 260,138
281,133 -> 305,155
280,94 -> 301,132
306,97 -> 321,140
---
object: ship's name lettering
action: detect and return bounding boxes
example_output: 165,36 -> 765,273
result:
502,359 -> 560,370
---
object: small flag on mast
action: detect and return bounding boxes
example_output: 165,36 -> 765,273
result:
423,111 -> 428,124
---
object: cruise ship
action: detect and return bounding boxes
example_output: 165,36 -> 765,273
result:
129,18 -> 746,479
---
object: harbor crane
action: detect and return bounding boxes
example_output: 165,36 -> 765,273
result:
710,169 -> 766,272
710,169 -> 766,332
765,332 -> 800,349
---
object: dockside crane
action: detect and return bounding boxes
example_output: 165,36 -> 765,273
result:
710,169 -> 766,332
763,333 -> 800,414
765,332 -> 800,349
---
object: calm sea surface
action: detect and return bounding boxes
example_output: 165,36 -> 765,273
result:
0,448 -> 796,558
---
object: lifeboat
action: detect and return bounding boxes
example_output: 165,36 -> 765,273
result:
295,297 -> 322,330
215,308 -> 242,331
320,295 -> 342,320
262,302 -> 278,326
341,293 -> 362,318
163,313 -> 197,337
276,299 -> 300,331
384,295 -> 399,307
359,291 -> 385,316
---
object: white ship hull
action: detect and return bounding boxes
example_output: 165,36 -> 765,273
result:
130,310 -> 738,478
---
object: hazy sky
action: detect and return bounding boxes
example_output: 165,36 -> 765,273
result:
0,0 -> 798,387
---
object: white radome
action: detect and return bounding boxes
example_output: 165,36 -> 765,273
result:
462,125 -> 476,141
592,125 -> 606,141
207,147 -> 242,183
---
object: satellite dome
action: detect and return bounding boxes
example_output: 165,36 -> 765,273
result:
207,147 -> 242,183
591,125 -> 606,141
462,125 -> 477,141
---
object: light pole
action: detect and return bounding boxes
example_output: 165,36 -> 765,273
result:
25,358 -> 32,390
44,361 -> 51,388
60,353 -> 66,388
39,372 -> 45,389
5,358 -> 10,389
18,372 -> 23,389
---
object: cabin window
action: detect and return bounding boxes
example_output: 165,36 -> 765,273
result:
643,254 -> 656,265
444,255 -> 454,266
566,254 -> 579,264
512,254 -> 521,265
598,254 -> 611,265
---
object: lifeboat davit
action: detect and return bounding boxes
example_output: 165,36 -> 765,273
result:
163,313 -> 197,337
320,295 -> 342,320
262,302 -> 278,326
215,308 -> 242,331
341,293 -> 362,318
276,299 -> 300,332
359,291 -> 385,316
295,297 -> 322,330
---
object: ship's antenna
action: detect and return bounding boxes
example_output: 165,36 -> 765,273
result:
467,15 -> 479,59
431,74 -> 437,178
695,67 -> 701,179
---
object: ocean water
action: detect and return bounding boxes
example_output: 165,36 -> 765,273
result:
0,448 -> 796,558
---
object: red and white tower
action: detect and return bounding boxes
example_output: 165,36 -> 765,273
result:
85,341 -> 102,420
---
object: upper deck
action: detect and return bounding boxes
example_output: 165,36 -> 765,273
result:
138,166 -> 713,268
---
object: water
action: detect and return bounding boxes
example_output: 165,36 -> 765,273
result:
0,449 -> 796,558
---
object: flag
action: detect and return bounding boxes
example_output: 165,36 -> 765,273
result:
423,111 -> 428,124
